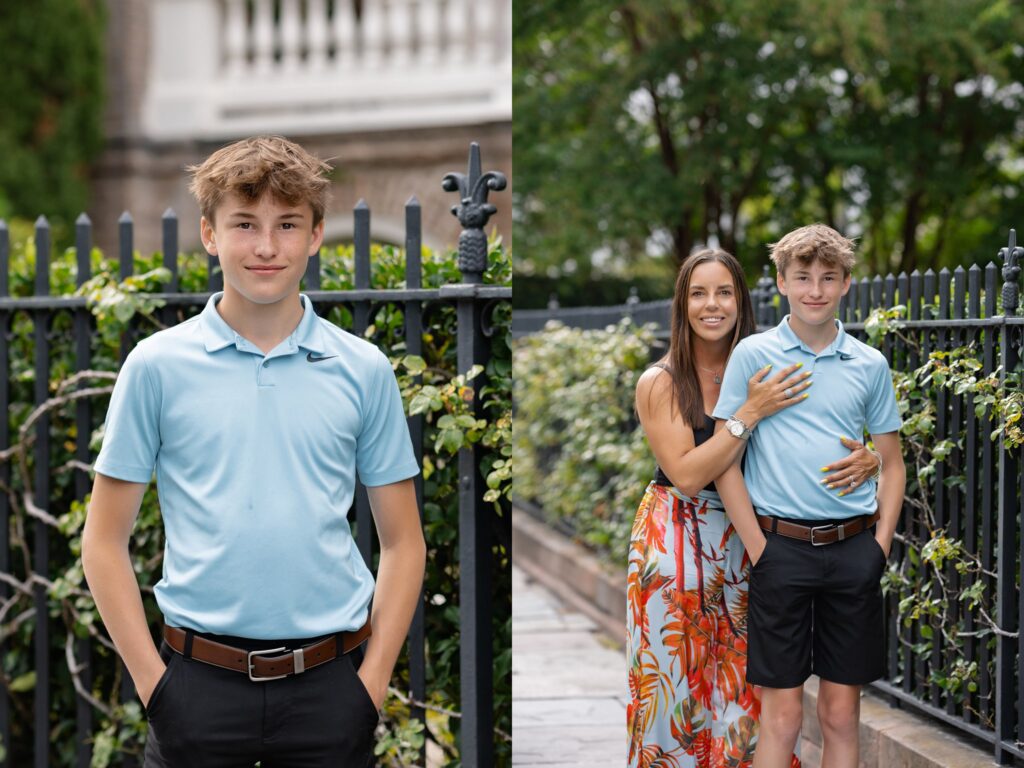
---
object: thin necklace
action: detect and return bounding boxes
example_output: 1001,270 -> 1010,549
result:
698,365 -> 722,385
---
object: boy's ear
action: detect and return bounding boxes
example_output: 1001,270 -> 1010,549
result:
309,219 -> 325,256
841,273 -> 852,295
776,271 -> 788,296
200,216 -> 218,255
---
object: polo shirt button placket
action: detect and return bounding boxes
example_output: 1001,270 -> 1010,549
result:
258,357 -> 272,387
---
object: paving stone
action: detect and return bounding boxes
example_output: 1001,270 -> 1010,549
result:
512,725 -> 625,765
512,696 -> 626,727
512,630 -> 601,653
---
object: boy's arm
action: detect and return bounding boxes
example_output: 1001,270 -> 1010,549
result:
870,431 -> 905,556
713,421 -> 767,564
81,473 -> 165,706
361,478 -> 426,708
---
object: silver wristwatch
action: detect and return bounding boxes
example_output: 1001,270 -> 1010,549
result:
725,415 -> 752,441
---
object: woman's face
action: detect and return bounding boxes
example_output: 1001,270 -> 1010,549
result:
686,261 -> 739,344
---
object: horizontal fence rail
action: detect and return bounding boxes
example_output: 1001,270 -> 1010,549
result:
0,145 -> 508,768
514,233 -> 1024,764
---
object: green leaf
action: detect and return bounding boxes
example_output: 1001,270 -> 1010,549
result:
402,355 -> 427,374
9,671 -> 35,692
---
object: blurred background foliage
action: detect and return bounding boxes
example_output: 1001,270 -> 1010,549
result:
0,0 -> 104,237
513,0 -> 1024,307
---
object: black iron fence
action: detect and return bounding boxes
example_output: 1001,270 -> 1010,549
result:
0,144 -> 509,768
513,234 -> 1024,764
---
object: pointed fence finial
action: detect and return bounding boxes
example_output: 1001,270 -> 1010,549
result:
442,142 -> 507,282
999,228 -> 1023,315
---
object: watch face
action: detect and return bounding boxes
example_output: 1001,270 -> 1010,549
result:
729,421 -> 743,437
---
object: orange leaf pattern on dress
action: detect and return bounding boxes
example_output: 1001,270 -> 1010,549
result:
627,482 -> 800,768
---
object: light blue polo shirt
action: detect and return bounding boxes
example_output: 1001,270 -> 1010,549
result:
712,316 -> 901,521
93,293 -> 420,639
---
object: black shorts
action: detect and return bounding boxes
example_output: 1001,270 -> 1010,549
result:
746,517 -> 887,688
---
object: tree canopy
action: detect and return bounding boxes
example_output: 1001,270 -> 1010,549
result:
0,1 -> 104,227
514,0 -> 1024,284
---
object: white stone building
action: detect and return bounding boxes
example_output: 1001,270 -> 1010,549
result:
91,0 -> 512,254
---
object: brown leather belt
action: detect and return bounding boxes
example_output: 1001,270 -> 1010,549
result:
757,511 -> 880,546
163,621 -> 372,682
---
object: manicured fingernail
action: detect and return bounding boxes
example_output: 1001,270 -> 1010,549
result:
820,467 -> 829,472
840,435 -> 849,441
804,371 -> 812,377
796,362 -> 803,368
802,393 -> 810,399
765,364 -> 772,370
838,491 -> 847,497
826,484 -> 834,489
820,478 -> 829,485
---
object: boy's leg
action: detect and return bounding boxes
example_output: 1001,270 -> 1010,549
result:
816,680 -> 861,768
753,686 -> 803,768
143,641 -> 262,767
812,526 -> 887,765
746,531 -> 815,765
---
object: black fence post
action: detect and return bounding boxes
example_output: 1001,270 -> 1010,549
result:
32,216 -> 51,768
73,213 -> 94,768
0,218 -> 10,766
352,200 -> 375,570
755,265 -> 776,327
403,195 -> 428,766
994,229 -> 1022,764
442,142 -> 506,768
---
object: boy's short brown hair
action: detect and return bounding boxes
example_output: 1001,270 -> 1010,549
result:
769,223 -> 856,277
188,136 -> 332,227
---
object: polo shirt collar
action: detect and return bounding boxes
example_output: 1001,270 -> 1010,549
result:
199,292 -> 326,355
776,315 -> 858,359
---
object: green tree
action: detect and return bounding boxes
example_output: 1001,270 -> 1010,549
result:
514,0 -> 1024,282
0,1 -> 105,226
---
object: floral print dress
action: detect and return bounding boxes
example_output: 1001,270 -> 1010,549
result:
626,481 -> 800,768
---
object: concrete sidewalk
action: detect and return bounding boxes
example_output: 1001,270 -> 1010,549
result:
512,564 -> 627,767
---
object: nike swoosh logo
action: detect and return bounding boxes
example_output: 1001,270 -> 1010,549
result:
306,353 -> 338,363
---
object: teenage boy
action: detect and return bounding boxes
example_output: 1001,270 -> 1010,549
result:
81,136 -> 425,767
712,224 -> 905,768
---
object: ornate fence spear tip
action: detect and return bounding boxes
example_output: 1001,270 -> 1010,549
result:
118,210 -> 132,223
442,143 -> 507,278
35,215 -> 49,228
162,207 -> 176,220
405,194 -> 420,208
0,218 -> 7,231
998,228 -> 1023,315
76,212 -> 91,225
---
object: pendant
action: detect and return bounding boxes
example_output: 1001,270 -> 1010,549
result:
714,374 -> 722,385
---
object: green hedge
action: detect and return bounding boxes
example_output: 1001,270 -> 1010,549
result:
0,235 -> 511,767
512,320 -> 655,556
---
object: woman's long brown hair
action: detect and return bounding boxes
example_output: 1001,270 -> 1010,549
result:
660,249 -> 756,428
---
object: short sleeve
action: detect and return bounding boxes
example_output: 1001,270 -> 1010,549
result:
866,357 -> 902,434
712,341 -> 756,421
355,352 -> 420,486
93,345 -> 161,483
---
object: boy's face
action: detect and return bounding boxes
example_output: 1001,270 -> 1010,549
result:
200,192 -> 324,309
777,258 -> 851,329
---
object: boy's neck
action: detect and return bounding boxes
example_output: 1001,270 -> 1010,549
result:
786,313 -> 839,354
216,289 -> 305,354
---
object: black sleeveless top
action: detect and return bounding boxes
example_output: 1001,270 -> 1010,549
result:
653,414 -> 717,493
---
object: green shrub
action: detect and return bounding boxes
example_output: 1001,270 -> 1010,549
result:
0,234 -> 510,767
512,320 -> 655,556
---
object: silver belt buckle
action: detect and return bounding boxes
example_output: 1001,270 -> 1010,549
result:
809,524 -> 839,546
247,646 -> 288,682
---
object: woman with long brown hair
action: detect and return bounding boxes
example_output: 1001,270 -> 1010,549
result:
626,249 -> 878,767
